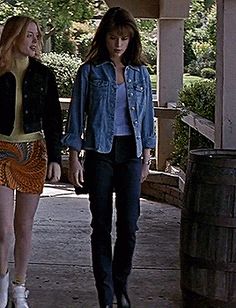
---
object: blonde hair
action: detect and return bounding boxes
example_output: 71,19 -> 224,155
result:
0,15 -> 43,76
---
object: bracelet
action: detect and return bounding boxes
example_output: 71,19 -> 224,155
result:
142,158 -> 151,165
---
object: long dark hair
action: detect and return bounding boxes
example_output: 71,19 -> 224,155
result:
85,7 -> 146,66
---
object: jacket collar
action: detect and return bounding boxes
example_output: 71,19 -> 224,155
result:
94,61 -> 141,72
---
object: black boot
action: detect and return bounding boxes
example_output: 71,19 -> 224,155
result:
116,291 -> 131,308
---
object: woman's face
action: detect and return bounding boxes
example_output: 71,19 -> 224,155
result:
15,22 -> 39,58
105,28 -> 131,60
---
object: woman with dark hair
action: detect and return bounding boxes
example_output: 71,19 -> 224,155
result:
63,7 -> 155,308
0,15 -> 62,308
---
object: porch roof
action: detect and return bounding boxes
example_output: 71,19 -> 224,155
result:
104,0 -> 191,19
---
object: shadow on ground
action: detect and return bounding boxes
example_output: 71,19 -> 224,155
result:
8,182 -> 182,308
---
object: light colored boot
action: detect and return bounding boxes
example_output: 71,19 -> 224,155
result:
12,284 -> 29,308
0,271 -> 9,308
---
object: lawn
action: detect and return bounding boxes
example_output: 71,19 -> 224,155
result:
183,74 -> 205,86
150,73 -> 205,90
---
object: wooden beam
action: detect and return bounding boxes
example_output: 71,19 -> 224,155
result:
104,0 -> 191,19
159,0 -> 191,19
154,107 -> 180,119
182,111 -> 215,143
104,0 -> 159,18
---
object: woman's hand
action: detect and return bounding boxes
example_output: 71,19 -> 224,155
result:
47,162 -> 61,183
141,163 -> 150,183
141,148 -> 151,183
68,149 -> 84,187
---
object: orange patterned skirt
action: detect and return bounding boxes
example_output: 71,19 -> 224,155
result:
0,140 -> 47,194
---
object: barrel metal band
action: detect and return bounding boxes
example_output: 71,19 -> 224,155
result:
181,210 -> 236,228
181,252 -> 236,272
181,286 -> 236,307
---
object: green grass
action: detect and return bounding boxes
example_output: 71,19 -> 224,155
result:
150,73 -> 205,91
183,74 -> 205,86
150,74 -> 157,88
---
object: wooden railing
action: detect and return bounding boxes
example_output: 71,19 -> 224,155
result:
154,102 -> 215,143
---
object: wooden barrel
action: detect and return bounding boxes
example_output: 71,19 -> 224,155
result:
180,149 -> 236,308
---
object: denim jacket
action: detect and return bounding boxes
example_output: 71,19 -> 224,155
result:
62,61 -> 156,157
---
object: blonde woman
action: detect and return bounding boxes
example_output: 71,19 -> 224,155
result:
0,16 -> 62,308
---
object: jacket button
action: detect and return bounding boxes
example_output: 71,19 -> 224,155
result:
131,106 -> 135,111
24,94 -> 28,98
25,110 -> 29,114
130,92 -> 134,96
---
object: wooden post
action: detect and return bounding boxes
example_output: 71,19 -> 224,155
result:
156,19 -> 184,170
215,0 -> 236,148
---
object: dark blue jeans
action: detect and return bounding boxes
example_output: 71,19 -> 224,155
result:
85,136 -> 142,307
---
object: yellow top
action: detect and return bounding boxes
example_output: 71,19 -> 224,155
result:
0,56 -> 43,142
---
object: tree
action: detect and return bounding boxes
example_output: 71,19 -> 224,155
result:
204,0 -> 215,9
137,19 -> 157,69
184,0 -> 216,75
0,0 -> 95,52
0,0 -> 94,27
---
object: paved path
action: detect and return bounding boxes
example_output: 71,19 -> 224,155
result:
8,182 -> 182,308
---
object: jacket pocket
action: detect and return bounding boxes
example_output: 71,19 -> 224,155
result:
89,79 -> 109,103
133,83 -> 145,93
89,79 -> 109,88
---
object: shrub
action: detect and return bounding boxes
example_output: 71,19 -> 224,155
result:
186,43 -> 216,77
171,80 -> 216,171
186,58 -> 216,76
41,52 -> 81,97
201,67 -> 216,79
179,80 -> 215,118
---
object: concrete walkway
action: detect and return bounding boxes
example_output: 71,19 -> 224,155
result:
8,182 -> 182,308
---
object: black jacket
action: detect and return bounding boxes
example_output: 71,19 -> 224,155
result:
0,57 -> 62,164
